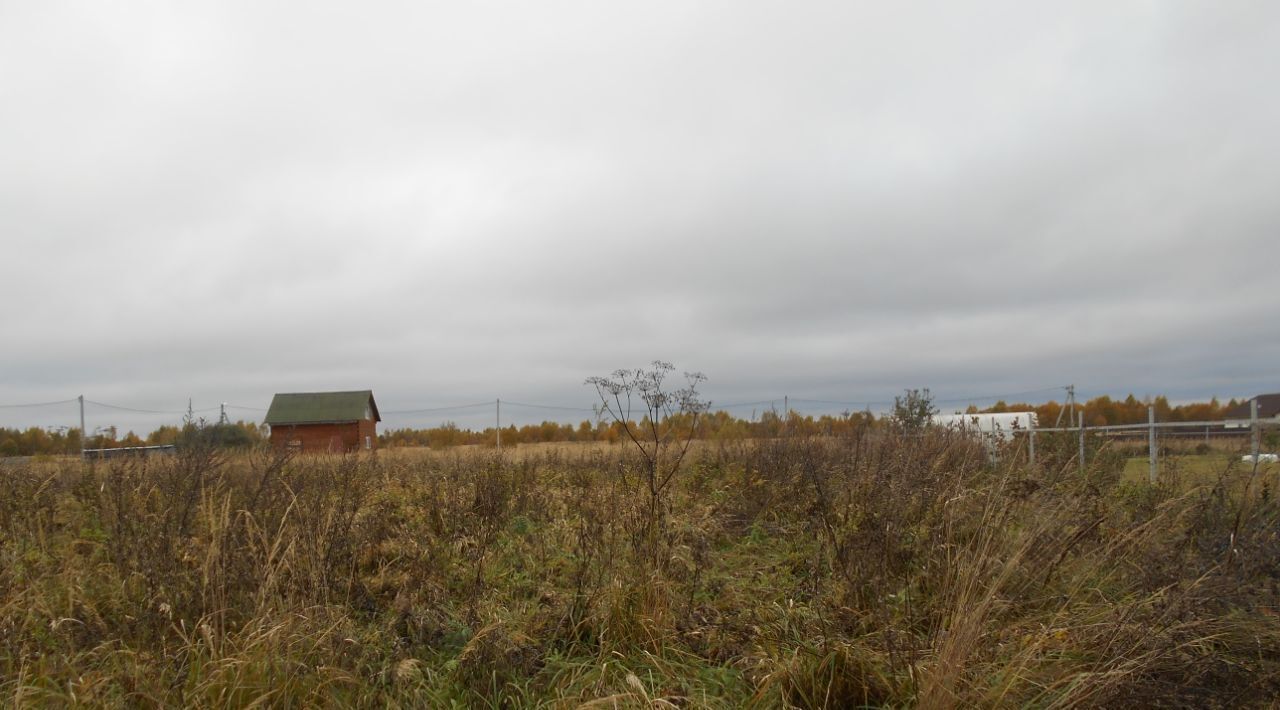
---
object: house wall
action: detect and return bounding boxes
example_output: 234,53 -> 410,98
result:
269,422 -> 373,453
357,418 -> 377,451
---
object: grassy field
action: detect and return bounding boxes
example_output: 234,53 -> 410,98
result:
1121,452 -> 1278,485
3,430 -> 1280,707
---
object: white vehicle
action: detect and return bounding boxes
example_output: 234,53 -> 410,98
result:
931,412 -> 1037,442
1242,453 -> 1279,464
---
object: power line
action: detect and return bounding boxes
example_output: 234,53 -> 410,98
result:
790,386 -> 1071,409
791,397 -> 889,408
930,385 -> 1069,405
711,399 -> 783,409
0,398 -> 78,409
500,400 -> 595,413
1,385 -> 1078,423
83,400 -> 190,415
381,401 -> 495,415
0,397 -> 253,417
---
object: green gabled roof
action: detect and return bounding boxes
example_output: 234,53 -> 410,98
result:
264,390 -> 380,425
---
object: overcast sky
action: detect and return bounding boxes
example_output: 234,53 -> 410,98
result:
2,1 -> 1278,434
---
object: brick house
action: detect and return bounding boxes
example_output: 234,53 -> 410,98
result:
265,390 -> 380,453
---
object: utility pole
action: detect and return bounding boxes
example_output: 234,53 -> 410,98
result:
78,394 -> 85,459
1056,384 -> 1075,428
1028,414 -> 1036,467
1148,405 -> 1157,484
1078,410 -> 1086,474
496,398 -> 501,452
220,402 -> 228,425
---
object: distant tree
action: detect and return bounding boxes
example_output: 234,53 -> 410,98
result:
177,421 -> 255,450
892,388 -> 937,430
148,425 -> 181,446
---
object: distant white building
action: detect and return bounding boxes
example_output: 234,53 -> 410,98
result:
932,412 -> 1036,442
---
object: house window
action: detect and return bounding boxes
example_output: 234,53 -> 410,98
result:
365,435 -> 371,450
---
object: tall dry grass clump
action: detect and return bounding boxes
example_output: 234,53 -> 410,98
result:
1,428 -> 1278,707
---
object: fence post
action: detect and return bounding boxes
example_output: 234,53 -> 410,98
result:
1252,398 -> 1260,463
78,394 -> 86,460
1148,405 -> 1157,484
1028,416 -> 1036,467
1078,410 -> 1086,474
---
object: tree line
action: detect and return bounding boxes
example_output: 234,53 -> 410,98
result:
964,394 -> 1245,428
377,409 -> 879,449
0,393 -> 1252,456
380,393 -> 1251,449
0,420 -> 265,457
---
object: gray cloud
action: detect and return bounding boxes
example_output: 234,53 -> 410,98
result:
3,1 -> 1278,434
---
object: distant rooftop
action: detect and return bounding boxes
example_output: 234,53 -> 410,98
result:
264,390 -> 380,425
1225,393 -> 1280,420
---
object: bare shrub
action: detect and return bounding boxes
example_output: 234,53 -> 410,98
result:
586,361 -> 709,563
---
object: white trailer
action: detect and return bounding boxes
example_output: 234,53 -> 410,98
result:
931,412 -> 1036,442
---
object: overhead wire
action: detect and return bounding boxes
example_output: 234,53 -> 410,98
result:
381,401 -> 495,415
84,400 -> 191,415
0,398 -> 78,409
82,400 -> 227,416
4,384 -> 1076,423
500,400 -> 595,413
930,385 -> 1070,404
710,399 -> 783,409
790,386 -> 1071,409
791,397 -> 889,408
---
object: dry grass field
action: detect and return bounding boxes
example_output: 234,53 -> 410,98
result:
381,440 -> 625,463
3,429 -> 1280,707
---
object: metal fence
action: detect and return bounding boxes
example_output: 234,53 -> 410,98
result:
82,444 -> 176,460
1026,400 -> 1275,482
